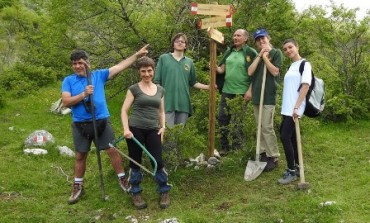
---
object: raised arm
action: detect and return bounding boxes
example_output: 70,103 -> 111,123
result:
109,44 -> 149,79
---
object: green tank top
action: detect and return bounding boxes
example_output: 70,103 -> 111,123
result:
128,83 -> 165,129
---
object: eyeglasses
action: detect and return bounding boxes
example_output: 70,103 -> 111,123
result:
174,40 -> 186,44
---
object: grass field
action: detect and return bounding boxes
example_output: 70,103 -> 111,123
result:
0,85 -> 369,223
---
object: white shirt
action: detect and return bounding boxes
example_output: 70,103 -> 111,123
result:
281,59 -> 312,117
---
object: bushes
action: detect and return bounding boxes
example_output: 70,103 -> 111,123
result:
0,62 -> 57,98
323,94 -> 369,122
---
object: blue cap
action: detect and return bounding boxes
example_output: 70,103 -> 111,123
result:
253,28 -> 269,40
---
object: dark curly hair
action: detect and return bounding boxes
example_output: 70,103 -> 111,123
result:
135,56 -> 155,70
70,49 -> 89,61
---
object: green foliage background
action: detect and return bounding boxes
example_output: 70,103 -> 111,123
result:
1,1 -> 370,222
1,0 -> 369,120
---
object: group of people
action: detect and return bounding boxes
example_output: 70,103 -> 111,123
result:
61,27 -> 311,209
215,28 -> 311,184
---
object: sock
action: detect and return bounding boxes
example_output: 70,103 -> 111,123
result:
117,173 -> 125,178
74,178 -> 83,184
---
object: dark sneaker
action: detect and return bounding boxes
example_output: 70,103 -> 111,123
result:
278,169 -> 297,184
68,183 -> 84,204
118,175 -> 129,192
259,152 -> 268,162
295,164 -> 300,177
219,149 -> 229,157
159,192 -> 171,209
263,157 -> 278,172
131,193 -> 147,209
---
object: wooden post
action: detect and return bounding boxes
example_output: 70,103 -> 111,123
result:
208,39 -> 217,157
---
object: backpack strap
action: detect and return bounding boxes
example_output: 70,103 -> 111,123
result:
297,60 -> 306,92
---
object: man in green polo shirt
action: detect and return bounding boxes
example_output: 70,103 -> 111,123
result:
216,29 -> 258,156
248,28 -> 283,171
154,33 -> 209,127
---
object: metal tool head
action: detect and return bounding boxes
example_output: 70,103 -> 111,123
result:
244,160 -> 267,181
297,182 -> 310,190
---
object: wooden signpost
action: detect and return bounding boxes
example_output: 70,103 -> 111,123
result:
198,15 -> 232,30
191,2 -> 235,16
191,2 -> 234,157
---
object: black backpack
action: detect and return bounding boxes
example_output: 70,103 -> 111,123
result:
298,60 -> 325,117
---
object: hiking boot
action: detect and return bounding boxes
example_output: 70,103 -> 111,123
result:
131,193 -> 147,209
278,169 -> 297,184
263,157 -> 279,172
118,175 -> 129,192
159,192 -> 171,209
259,152 -> 268,162
68,183 -> 84,204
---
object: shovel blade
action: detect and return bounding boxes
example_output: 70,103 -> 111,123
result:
244,160 -> 267,181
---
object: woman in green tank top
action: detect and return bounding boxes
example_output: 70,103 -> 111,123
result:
121,56 -> 171,210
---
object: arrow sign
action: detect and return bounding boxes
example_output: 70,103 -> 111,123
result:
198,16 -> 232,29
191,2 -> 235,16
207,27 -> 224,44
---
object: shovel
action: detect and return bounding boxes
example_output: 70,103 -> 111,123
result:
295,118 -> 310,189
244,65 -> 268,181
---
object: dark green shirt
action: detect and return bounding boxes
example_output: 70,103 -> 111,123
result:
128,83 -> 165,130
154,53 -> 196,115
251,48 -> 283,105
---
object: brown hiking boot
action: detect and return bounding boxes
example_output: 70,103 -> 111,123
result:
263,157 -> 279,172
68,183 -> 84,204
159,192 -> 170,209
131,193 -> 147,209
118,175 -> 129,192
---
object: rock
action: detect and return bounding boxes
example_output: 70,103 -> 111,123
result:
160,218 -> 180,223
58,146 -> 75,157
319,201 -> 336,207
208,157 -> 219,165
198,161 -> 208,166
195,153 -> 205,162
125,215 -> 138,223
213,149 -> 221,158
24,148 -> 48,155
24,130 -> 54,147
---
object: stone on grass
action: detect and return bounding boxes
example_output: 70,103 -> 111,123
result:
207,156 -> 219,165
319,201 -> 336,207
160,218 -> 179,223
24,130 -> 54,147
58,146 -> 75,157
24,148 -> 48,155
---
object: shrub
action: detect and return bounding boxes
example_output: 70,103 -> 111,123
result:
0,62 -> 58,98
323,94 -> 368,122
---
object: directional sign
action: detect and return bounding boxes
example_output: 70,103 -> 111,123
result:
198,15 -> 232,29
191,2 -> 235,16
198,16 -> 226,29
207,27 -> 224,44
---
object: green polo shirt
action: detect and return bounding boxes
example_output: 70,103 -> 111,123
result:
220,45 -> 257,94
154,53 -> 197,115
251,48 -> 283,105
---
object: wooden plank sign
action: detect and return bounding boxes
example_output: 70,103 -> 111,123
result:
191,2 -> 235,16
207,27 -> 224,44
198,16 -> 227,29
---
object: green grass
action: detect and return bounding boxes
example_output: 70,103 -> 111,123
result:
0,84 -> 369,223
